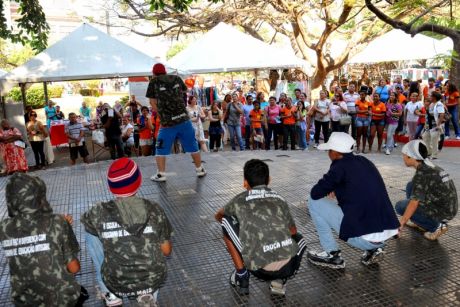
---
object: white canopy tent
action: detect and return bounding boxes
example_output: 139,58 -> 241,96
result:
0,23 -> 181,92
169,22 -> 311,74
348,29 -> 453,64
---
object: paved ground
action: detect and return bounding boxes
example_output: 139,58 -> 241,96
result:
0,147 -> 459,306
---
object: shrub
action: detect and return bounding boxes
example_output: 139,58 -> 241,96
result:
6,84 -> 64,109
83,97 -> 98,109
80,89 -> 100,97
48,85 -> 64,98
119,95 -> 129,107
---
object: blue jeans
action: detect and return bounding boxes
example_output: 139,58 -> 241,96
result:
227,124 -> 244,150
445,105 -> 460,137
308,196 -> 384,252
85,232 -> 110,293
395,182 -> 440,232
296,125 -> 307,149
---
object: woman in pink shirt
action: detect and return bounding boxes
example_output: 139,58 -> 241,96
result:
265,96 -> 281,150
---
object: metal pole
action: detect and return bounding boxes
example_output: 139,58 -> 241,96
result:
254,69 -> 258,91
20,83 -> 27,106
43,82 -> 49,104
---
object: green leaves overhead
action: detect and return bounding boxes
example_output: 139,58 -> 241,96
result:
0,0 -> 49,51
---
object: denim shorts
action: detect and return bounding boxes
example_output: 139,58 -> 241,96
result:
355,117 -> 370,127
371,119 -> 386,126
155,120 -> 199,156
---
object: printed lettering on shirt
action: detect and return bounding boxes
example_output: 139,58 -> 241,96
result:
440,171 -> 451,183
101,223 -> 155,239
2,234 -> 49,257
116,287 -> 153,297
246,189 -> 285,201
262,238 -> 292,253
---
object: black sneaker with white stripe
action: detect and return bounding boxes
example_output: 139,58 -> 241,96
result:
229,269 -> 249,295
307,250 -> 345,269
361,247 -> 384,266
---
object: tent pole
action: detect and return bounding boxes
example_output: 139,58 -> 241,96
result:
43,82 -> 49,103
19,83 -> 27,106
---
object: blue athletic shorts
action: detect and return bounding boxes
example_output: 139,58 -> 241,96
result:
355,117 -> 370,127
155,120 -> 199,156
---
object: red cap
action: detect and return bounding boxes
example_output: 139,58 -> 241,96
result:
152,63 -> 166,75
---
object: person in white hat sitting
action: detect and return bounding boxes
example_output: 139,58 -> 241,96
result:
307,132 -> 400,269
396,140 -> 458,240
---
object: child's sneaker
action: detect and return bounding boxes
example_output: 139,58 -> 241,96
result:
196,166 -> 207,177
229,269 -> 249,295
103,292 -> 123,306
424,223 -> 448,240
307,250 -> 345,269
137,293 -> 157,307
361,247 -> 384,266
269,279 -> 286,296
150,172 -> 166,182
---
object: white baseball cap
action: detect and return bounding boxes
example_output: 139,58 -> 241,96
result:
318,132 -> 355,153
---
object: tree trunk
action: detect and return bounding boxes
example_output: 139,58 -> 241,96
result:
451,40 -> 460,88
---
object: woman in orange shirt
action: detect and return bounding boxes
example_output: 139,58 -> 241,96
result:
249,101 -> 264,149
355,90 -> 370,153
444,83 -> 460,139
138,106 -> 153,156
368,93 -> 387,152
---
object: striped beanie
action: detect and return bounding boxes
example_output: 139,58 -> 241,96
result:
107,158 -> 142,197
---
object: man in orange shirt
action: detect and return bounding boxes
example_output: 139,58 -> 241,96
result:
249,101 -> 264,149
281,98 -> 297,150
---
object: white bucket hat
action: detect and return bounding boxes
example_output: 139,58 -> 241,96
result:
318,132 -> 355,153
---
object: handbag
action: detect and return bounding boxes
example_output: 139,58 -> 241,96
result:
339,114 -> 352,126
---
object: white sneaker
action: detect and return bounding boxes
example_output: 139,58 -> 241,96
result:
456,136 -> 460,140
269,280 -> 286,296
150,172 -> 166,182
196,166 -> 207,177
103,292 -> 122,306
394,143 -> 398,147
137,293 -> 157,307
313,143 -> 319,148
445,136 -> 450,140
385,149 -> 390,155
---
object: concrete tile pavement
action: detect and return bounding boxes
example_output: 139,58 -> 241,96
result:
0,148 -> 459,306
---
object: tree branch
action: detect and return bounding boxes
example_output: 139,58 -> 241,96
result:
407,0 -> 449,28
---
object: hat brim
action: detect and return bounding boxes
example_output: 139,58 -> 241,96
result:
317,143 -> 331,151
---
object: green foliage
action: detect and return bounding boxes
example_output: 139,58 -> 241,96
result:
148,0 -> 221,11
85,80 -> 101,90
166,41 -> 189,60
119,95 -> 129,107
83,97 -> 98,109
80,89 -> 100,97
0,0 -> 49,51
6,84 -> 64,108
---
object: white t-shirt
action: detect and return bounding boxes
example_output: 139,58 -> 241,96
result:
314,99 -> 330,122
121,123 -> 134,144
405,101 -> 423,122
343,92 -> 360,113
433,101 -> 445,124
330,101 -> 348,122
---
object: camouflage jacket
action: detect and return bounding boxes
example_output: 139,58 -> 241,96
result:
0,173 -> 81,307
224,186 -> 298,271
145,75 -> 189,127
411,163 -> 458,221
81,197 -> 173,296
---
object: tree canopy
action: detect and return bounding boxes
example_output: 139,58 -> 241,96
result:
110,0 -> 404,88
0,0 -> 49,51
365,0 -> 460,85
